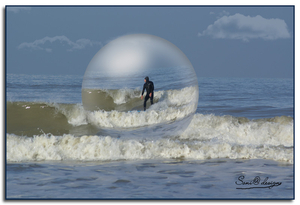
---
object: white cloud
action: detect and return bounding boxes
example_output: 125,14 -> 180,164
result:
45,48 -> 52,53
198,13 -> 291,42
18,36 -> 102,52
217,10 -> 230,18
7,7 -> 31,13
209,10 -> 230,18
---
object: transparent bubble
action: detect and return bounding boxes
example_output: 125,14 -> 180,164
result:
82,34 -> 198,137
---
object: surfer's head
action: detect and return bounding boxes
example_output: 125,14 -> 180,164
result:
144,76 -> 149,83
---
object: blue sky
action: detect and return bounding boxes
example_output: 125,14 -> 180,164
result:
6,6 -> 294,78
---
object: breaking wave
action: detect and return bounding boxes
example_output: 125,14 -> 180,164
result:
6,84 -> 293,163
7,87 -> 198,136
7,114 -> 293,163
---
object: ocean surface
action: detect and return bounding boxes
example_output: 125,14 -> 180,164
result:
6,73 -> 294,199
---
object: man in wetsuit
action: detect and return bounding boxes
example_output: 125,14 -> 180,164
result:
141,76 -> 154,111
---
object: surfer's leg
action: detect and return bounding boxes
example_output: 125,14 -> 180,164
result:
144,95 -> 149,111
150,92 -> 154,105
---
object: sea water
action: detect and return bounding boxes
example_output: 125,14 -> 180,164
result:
6,74 -> 294,199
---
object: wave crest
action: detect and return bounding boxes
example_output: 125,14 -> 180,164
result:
7,132 -> 293,163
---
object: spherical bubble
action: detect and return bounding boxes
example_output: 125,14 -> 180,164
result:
82,34 -> 198,138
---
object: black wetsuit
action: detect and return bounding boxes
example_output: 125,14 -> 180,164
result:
142,80 -> 154,111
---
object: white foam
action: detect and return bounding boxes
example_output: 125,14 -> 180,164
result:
6,133 -> 293,163
181,114 -> 294,147
6,114 -> 294,163
64,104 -> 88,126
106,87 -> 141,104
86,103 -> 196,128
161,86 -> 199,106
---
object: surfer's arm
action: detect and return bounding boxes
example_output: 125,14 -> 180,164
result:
141,84 -> 145,96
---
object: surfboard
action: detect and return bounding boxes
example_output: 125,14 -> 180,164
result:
129,110 -> 142,113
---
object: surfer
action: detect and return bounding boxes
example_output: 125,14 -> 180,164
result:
141,76 -> 154,111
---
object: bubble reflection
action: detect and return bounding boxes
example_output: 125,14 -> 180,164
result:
82,34 -> 198,137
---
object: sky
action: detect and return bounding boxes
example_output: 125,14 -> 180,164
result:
6,6 -> 294,78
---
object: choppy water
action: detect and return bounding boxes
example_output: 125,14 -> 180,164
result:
6,74 -> 294,199
7,159 -> 293,199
